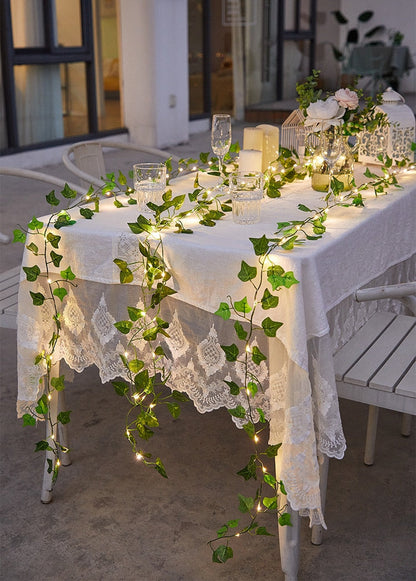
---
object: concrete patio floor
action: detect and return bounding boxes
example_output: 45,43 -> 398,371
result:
1,124 -> 415,580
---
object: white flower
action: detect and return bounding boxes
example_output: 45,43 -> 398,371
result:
334,88 -> 359,110
304,97 -> 345,132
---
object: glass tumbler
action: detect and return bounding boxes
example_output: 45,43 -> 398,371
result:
229,171 -> 264,225
133,162 -> 167,210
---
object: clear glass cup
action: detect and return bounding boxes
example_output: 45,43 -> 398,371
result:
229,171 -> 264,225
133,162 -> 167,210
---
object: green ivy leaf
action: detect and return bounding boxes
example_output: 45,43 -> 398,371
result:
127,306 -> 144,321
113,199 -> 124,208
238,494 -> 254,513
30,291 -> 45,306
13,229 -> 26,243
35,394 -> 49,415
112,380 -> 129,396
47,232 -> 61,248
234,297 -> 251,314
154,457 -> 168,478
60,266 -> 76,281
298,203 -> 312,212
61,183 -> 77,199
54,213 -> 76,229
243,421 -> 256,438
261,288 -> 279,310
264,443 -> 282,457
212,545 -> 233,564
251,345 -> 267,365
22,413 -> 36,426
35,440 -> 53,452
256,526 -> 274,536
238,261 -> 257,282
263,496 -> 278,510
26,242 -> 38,255
120,268 -> 133,284
57,410 -> 71,424
234,320 -> 247,340
221,343 -> 239,362
278,513 -> 292,526
228,405 -> 246,419
114,320 -> 133,334
50,250 -> 63,267
264,472 -> 277,488
171,390 -> 189,402
257,407 -> 266,423
214,302 -> 231,320
50,375 -> 65,391
46,190 -> 60,206
28,216 -> 44,231
80,207 -> 94,219
23,265 -> 40,282
53,287 -> 68,302
167,401 -> 181,419
237,455 -> 257,481
246,381 -> 258,397
224,379 -> 240,396
128,359 -> 144,373
279,480 -> 287,495
261,317 -> 283,337
248,235 -> 269,257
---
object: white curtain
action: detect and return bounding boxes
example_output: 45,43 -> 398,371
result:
12,0 -> 64,145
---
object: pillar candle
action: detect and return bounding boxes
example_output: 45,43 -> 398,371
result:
238,149 -> 262,173
243,127 -> 264,151
256,124 -> 280,171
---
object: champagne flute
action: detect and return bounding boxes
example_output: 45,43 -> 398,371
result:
211,114 -> 232,178
321,129 -> 344,200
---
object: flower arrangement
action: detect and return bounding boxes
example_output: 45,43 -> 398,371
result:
296,70 -> 387,136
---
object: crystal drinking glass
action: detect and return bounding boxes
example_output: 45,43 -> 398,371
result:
211,114 -> 232,176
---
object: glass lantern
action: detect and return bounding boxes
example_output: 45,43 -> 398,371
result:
358,87 -> 415,165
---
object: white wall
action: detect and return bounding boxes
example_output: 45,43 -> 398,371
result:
118,0 -> 189,148
340,0 -> 416,93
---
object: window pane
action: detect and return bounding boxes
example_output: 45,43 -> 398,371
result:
188,0 -> 205,116
55,0 -> 83,47
14,64 -> 64,146
96,0 -> 122,131
11,0 -> 45,48
61,62 -> 89,137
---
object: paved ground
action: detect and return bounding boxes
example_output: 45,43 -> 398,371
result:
1,123 -> 415,580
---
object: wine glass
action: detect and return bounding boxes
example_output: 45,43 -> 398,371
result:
211,114 -> 232,177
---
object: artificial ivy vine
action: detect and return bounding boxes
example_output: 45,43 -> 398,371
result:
14,140 -> 416,563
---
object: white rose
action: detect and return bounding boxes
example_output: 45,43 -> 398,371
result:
304,97 -> 345,131
334,88 -> 359,110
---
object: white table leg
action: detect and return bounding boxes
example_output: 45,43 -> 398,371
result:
57,390 -> 72,466
276,455 -> 300,581
311,454 -> 329,545
41,381 -> 59,504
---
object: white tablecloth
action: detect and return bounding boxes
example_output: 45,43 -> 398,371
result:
17,168 -> 416,526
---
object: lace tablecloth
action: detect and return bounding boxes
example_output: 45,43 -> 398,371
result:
17,169 -> 416,526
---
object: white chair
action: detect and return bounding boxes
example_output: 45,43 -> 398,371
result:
0,167 -> 89,246
62,139 -> 182,189
311,281 -> 416,546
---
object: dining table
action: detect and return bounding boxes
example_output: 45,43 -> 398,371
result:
16,165 -> 416,580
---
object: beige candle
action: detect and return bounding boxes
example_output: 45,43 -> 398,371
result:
243,127 -> 264,151
238,149 -> 262,173
257,124 -> 280,171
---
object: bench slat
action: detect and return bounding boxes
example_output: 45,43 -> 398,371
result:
395,361 -> 416,398
369,325 -> 416,391
334,312 -> 396,380
344,315 -> 415,388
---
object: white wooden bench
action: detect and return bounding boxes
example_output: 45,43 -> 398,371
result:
335,310 -> 416,465
0,266 -> 20,330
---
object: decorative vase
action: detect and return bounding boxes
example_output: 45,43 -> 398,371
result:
307,126 -> 356,193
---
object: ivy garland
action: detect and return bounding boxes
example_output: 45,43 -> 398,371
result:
14,141 -> 416,563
